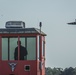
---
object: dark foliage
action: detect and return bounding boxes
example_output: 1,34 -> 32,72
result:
46,67 -> 76,75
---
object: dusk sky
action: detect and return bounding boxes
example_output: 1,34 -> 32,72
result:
0,0 -> 76,69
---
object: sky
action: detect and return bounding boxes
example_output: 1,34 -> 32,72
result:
0,0 -> 76,69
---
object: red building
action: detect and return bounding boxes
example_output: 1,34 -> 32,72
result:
0,21 -> 46,75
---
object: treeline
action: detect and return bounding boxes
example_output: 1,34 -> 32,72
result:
45,67 -> 76,75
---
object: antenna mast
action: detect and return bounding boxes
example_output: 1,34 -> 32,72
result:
39,22 -> 42,34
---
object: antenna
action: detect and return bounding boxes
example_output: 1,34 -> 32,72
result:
39,22 -> 42,34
